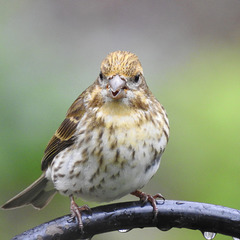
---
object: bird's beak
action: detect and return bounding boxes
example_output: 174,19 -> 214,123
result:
108,75 -> 126,99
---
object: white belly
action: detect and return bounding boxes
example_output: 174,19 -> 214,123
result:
46,106 -> 168,202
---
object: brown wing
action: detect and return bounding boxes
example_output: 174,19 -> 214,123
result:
41,94 -> 86,171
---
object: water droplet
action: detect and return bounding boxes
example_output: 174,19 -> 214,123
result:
176,201 -> 184,205
118,229 -> 131,233
157,226 -> 172,231
233,238 -> 240,240
203,232 -> 216,240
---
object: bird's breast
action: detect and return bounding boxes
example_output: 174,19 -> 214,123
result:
49,103 -> 168,202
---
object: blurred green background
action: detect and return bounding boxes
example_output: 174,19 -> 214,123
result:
1,1 -> 240,239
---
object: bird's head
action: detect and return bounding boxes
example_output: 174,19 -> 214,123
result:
98,51 -> 148,101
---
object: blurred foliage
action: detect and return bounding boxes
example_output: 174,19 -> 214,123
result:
1,45 -> 240,240
1,1 -> 240,239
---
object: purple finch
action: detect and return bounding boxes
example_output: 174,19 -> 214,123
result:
2,51 -> 170,229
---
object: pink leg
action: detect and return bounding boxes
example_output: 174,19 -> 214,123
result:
131,190 -> 165,220
70,196 -> 91,231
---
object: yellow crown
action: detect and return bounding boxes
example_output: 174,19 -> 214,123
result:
100,51 -> 143,78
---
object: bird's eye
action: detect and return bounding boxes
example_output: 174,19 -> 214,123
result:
99,72 -> 103,80
134,75 -> 140,83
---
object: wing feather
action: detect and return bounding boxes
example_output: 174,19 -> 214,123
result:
41,95 -> 86,171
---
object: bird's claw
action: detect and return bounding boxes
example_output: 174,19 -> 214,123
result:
131,190 -> 165,221
69,196 -> 91,232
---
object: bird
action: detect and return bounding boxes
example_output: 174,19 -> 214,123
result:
1,50 -> 169,230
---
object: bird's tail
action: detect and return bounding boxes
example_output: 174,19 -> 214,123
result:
1,174 -> 56,210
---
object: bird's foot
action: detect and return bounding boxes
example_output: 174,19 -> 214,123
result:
69,196 -> 91,231
131,190 -> 165,221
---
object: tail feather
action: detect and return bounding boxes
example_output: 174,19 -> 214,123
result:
1,174 -> 56,210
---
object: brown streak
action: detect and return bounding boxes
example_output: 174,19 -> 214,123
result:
163,129 -> 169,142
115,149 -> 120,163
